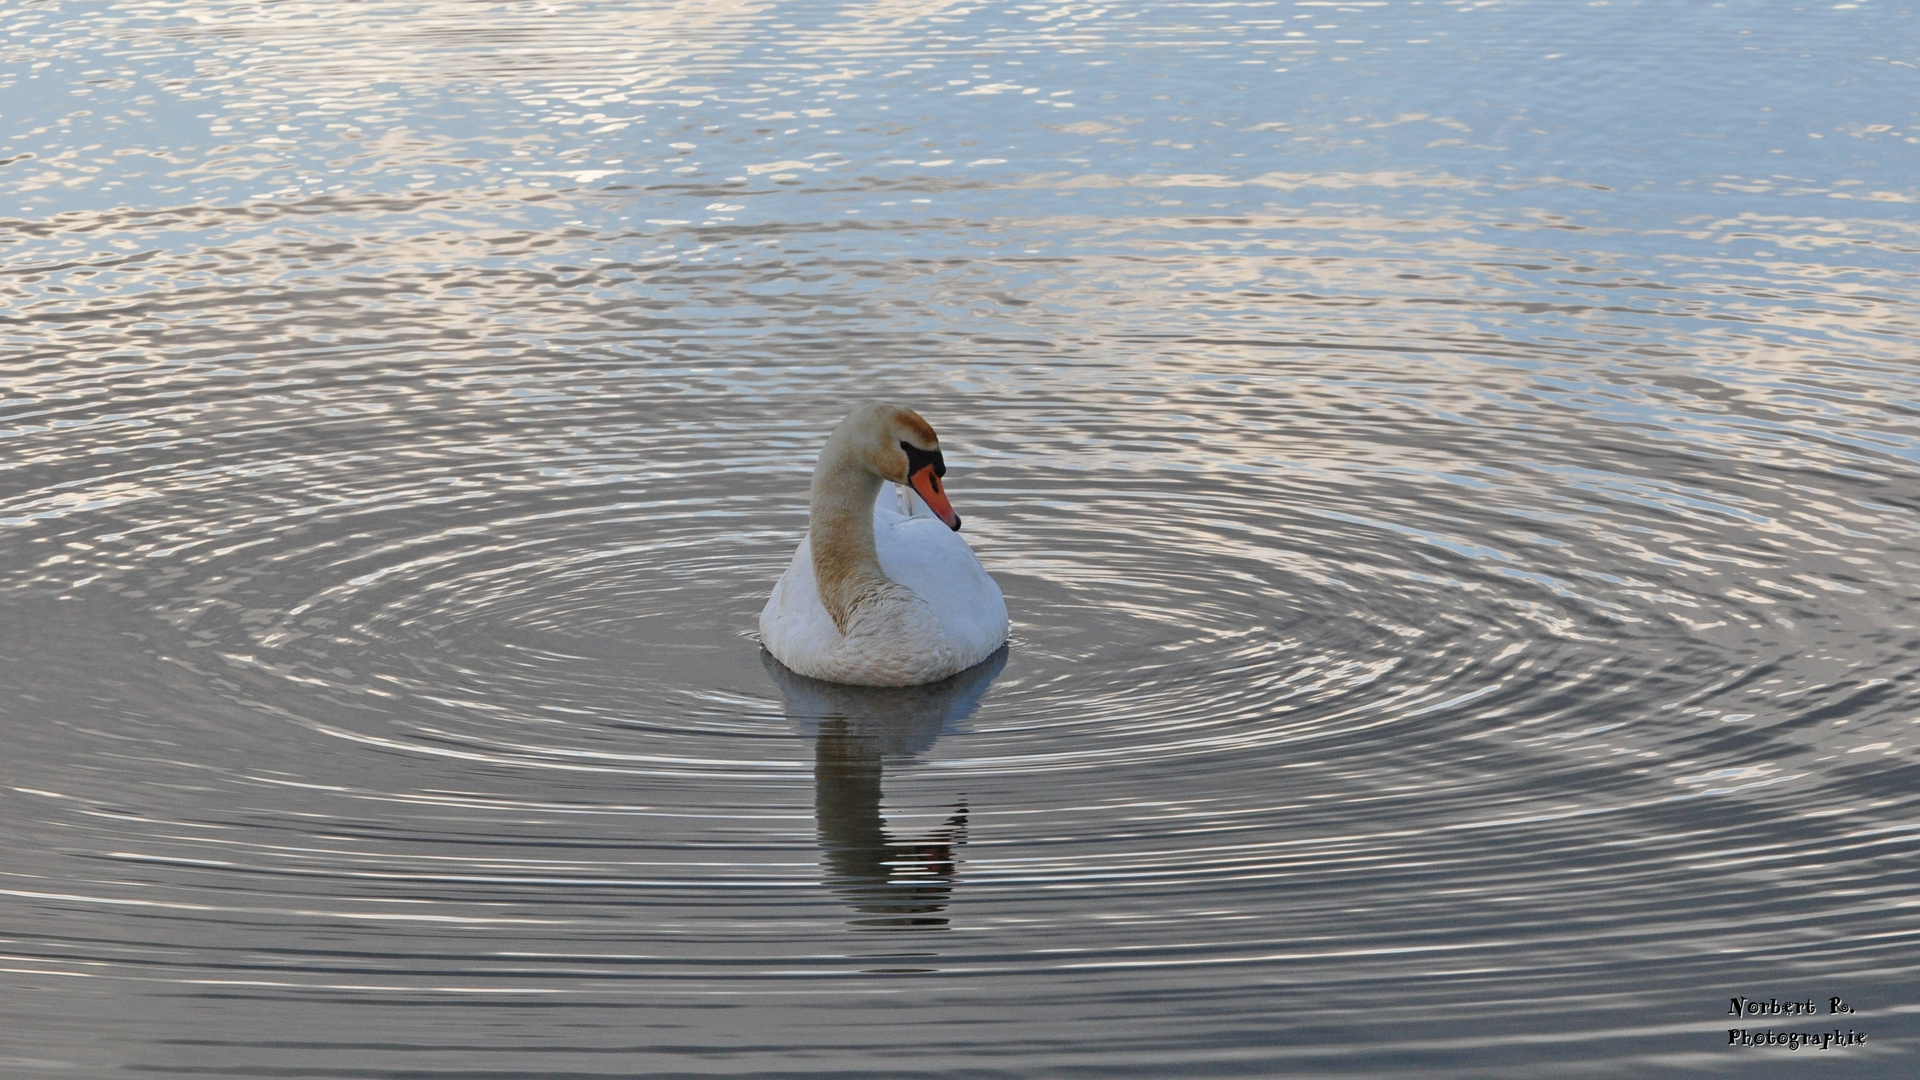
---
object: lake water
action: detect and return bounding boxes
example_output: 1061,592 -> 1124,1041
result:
3,0 -> 1918,1075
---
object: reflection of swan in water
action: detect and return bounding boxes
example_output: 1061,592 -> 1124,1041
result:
763,646 -> 1007,929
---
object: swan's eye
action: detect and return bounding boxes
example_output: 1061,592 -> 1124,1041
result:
900,440 -> 946,478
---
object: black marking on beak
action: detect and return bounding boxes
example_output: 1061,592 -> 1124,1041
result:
901,440 -> 946,479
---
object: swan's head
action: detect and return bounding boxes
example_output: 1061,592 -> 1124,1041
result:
836,402 -> 963,531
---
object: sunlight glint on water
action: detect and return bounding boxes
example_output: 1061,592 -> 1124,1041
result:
1,0 -> 1918,1075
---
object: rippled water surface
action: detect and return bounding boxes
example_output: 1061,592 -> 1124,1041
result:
5,0 -> 1920,1075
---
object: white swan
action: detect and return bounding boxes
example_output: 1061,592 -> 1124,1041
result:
760,403 -> 1009,686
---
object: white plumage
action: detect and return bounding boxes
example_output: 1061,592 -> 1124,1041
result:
762,485 -> 1008,686
759,403 -> 1009,687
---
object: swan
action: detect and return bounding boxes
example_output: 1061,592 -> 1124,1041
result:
760,402 -> 1009,686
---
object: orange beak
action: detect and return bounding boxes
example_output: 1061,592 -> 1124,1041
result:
910,466 -> 962,531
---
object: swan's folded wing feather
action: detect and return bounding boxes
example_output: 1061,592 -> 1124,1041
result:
760,491 -> 1009,686
874,494 -> 1009,668
760,534 -> 843,675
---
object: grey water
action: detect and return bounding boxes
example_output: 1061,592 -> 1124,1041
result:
3,0 -> 1919,1075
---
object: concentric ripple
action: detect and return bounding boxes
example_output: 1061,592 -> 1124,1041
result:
4,0 -> 1920,1076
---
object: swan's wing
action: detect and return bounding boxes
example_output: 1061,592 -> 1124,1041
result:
878,482 -> 934,523
759,533 -> 844,674
873,490 -> 1009,667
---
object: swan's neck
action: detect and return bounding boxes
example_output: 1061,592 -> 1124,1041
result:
809,450 -> 889,633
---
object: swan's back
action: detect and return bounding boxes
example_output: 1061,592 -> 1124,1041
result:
873,489 -> 1008,664
761,488 -> 1007,686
